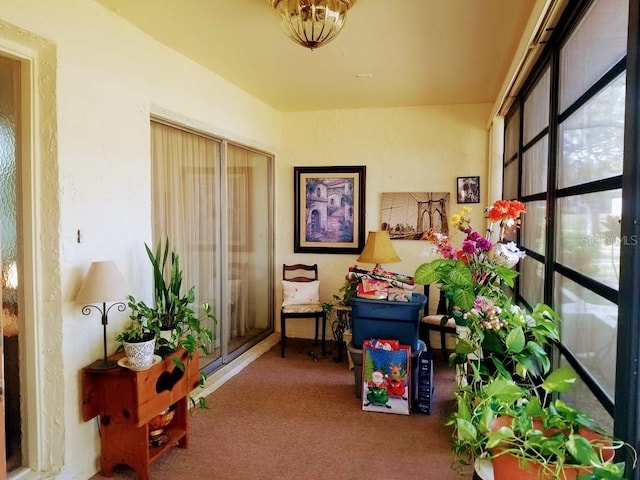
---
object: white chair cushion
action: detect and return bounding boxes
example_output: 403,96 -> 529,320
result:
282,280 -> 320,307
282,303 -> 324,314
421,314 -> 456,328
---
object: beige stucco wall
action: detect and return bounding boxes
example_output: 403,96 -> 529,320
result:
277,104 -> 492,340
0,0 -> 281,478
0,1 -> 495,479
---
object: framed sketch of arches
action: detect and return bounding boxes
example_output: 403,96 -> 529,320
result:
294,166 -> 366,254
380,192 -> 450,240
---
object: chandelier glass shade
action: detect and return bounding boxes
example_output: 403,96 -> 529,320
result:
270,0 -> 357,50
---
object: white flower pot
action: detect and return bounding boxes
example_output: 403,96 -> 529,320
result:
159,328 -> 175,343
124,336 -> 156,369
156,326 -> 180,353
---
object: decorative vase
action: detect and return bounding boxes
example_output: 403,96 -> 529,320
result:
488,242 -> 524,268
123,334 -> 156,369
443,291 -> 467,326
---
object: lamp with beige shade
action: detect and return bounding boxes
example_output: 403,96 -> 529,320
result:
76,260 -> 129,370
356,231 -> 401,273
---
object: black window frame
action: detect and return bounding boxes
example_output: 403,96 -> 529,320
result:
502,0 -> 639,471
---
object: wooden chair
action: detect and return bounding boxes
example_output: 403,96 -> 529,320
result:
419,284 -> 456,361
280,264 -> 326,358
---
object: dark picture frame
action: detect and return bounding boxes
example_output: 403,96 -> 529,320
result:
294,166 -> 366,254
456,176 -> 480,204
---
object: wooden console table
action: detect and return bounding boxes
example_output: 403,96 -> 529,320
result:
81,349 -> 199,480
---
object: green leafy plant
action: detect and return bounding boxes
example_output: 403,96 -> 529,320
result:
454,300 -> 560,386
449,368 -> 636,479
116,312 -> 155,343
127,239 -> 216,409
145,240 -> 193,330
320,272 -> 361,316
334,273 -> 360,306
127,239 -> 214,354
444,295 -> 636,477
414,257 -> 518,312
415,202 -> 637,478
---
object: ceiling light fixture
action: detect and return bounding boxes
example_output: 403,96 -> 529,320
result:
269,0 -> 357,51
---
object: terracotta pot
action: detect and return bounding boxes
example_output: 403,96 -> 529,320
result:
490,416 -> 614,480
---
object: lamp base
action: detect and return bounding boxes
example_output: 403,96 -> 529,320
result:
86,358 -> 118,371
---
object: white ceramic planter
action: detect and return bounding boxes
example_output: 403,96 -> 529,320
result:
156,327 -> 182,355
123,336 -> 156,369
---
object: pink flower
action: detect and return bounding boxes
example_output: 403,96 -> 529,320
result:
462,240 -> 476,254
438,243 -> 456,259
476,237 -> 492,252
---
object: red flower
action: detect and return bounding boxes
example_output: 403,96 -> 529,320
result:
485,200 -> 526,223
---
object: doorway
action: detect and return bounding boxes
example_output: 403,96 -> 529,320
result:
0,53 -> 21,475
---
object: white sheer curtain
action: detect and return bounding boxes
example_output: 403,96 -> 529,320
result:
227,144 -> 252,339
150,121 -> 220,351
150,121 -> 272,360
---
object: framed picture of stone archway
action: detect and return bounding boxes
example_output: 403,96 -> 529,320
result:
294,166 -> 366,254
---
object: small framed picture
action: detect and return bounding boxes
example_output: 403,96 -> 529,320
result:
457,176 -> 480,204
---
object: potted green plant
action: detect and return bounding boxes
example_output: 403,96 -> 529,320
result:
450,368 -> 636,479
453,298 -> 560,388
127,239 -> 215,408
116,314 -> 156,370
127,240 -> 214,354
416,203 -> 636,478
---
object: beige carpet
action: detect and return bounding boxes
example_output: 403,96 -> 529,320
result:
91,339 -> 469,480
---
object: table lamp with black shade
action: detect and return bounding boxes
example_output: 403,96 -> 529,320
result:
76,260 -> 129,370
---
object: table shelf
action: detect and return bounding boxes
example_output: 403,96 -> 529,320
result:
81,349 -> 199,480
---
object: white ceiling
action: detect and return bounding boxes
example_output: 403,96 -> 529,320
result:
94,0 -> 537,112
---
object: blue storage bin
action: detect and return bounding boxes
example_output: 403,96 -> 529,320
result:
349,293 -> 427,349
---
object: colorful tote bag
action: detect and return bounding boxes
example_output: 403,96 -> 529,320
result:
361,339 -> 411,415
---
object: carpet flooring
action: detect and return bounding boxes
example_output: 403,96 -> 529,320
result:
90,339 -> 469,480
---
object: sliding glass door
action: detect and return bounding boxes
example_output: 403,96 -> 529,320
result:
224,144 -> 272,357
150,120 -> 273,370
